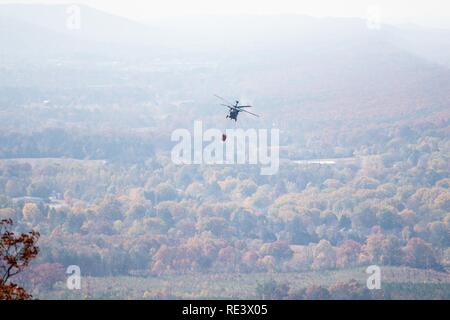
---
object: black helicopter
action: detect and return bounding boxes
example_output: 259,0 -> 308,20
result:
214,94 -> 259,121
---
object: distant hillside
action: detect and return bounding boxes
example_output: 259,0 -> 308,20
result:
0,4 -> 160,46
0,5 -> 449,123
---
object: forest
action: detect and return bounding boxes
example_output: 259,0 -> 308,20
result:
1,112 -> 449,299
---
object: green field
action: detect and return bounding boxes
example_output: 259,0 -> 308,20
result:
39,267 -> 450,300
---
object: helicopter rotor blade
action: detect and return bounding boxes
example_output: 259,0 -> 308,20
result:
236,105 -> 253,108
240,109 -> 260,117
214,94 -> 234,106
221,104 -> 235,110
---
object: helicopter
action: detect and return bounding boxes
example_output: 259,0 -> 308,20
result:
214,94 -> 259,121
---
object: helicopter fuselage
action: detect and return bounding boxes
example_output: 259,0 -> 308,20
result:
227,108 -> 239,121
226,101 -> 240,121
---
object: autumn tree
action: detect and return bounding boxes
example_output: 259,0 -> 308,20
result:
217,246 -> 240,272
403,238 -> 441,270
361,233 -> 403,266
21,263 -> 65,291
259,241 -> 293,261
427,221 -> 450,248
329,280 -> 370,300
0,219 -> 40,300
312,239 -> 336,270
230,210 -> 257,238
379,235 -> 403,265
241,250 -> 259,272
22,202 -> 45,225
336,240 -> 361,268
255,280 -> 289,299
304,285 -> 331,300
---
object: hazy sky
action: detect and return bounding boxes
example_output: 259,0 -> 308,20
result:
2,0 -> 450,28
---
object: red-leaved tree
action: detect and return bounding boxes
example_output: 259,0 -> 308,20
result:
1,219 -> 40,300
